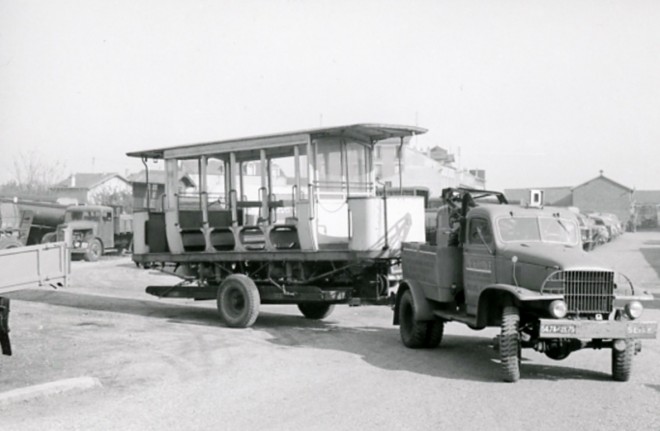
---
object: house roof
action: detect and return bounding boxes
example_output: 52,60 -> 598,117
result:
52,173 -> 128,190
572,174 -> 633,193
635,190 -> 660,204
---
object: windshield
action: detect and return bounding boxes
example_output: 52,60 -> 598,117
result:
497,216 -> 579,245
65,210 -> 100,222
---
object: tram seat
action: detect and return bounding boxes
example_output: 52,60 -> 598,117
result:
178,210 -> 242,252
268,225 -> 300,250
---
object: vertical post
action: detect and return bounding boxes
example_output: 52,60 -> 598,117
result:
398,137 -> 404,193
229,152 -> 238,227
199,156 -> 213,252
259,149 -> 268,223
239,161 -> 245,201
294,145 -> 301,201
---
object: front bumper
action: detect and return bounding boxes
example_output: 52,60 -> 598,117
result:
539,318 -> 658,339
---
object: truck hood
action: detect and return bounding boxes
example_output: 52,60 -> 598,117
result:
498,243 -> 611,271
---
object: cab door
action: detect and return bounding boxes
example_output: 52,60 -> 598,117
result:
100,210 -> 115,248
463,217 -> 496,315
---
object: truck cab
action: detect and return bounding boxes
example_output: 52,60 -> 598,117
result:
395,188 -> 657,382
50,205 -> 132,261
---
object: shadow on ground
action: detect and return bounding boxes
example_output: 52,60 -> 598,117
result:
6,289 -> 615,384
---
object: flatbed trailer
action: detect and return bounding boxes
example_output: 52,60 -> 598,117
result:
128,124 -> 427,327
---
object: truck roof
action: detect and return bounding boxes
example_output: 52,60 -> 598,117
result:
126,123 -> 427,160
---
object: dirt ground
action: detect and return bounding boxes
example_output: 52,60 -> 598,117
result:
1,232 -> 659,430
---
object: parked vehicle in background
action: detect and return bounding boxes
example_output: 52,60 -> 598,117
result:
588,213 -> 622,242
44,205 -> 133,261
395,187 -> 657,382
568,208 -> 595,251
0,198 -> 68,249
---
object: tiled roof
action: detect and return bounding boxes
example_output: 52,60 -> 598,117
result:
53,173 -> 126,190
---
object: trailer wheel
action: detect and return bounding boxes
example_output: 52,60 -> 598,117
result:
500,305 -> 521,383
297,303 -> 335,320
399,289 -> 430,349
84,238 -> 103,262
0,238 -> 22,249
217,275 -> 260,328
612,339 -> 634,382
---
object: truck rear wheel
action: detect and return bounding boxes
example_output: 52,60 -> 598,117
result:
500,305 -> 521,382
297,303 -> 335,320
399,290 -> 443,349
84,238 -> 103,262
217,275 -> 260,328
612,339 -> 633,381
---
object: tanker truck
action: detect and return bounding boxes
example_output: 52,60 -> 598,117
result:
0,198 -> 68,249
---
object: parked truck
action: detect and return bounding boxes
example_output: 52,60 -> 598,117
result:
394,188 -> 657,382
44,205 -> 133,261
0,198 -> 68,249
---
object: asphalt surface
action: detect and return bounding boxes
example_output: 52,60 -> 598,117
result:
0,232 -> 659,430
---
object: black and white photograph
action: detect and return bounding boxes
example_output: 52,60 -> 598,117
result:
1,1 -> 659,430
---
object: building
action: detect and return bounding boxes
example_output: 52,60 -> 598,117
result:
633,190 -> 660,228
51,173 -> 131,206
127,170 -> 195,211
505,173 -> 637,228
376,141 -> 486,197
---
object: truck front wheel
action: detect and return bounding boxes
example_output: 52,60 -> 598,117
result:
84,238 -> 103,262
500,305 -> 521,382
399,290 -> 444,349
611,339 -> 633,381
298,303 -> 335,320
217,275 -> 260,328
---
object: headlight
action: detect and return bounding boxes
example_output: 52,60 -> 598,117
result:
624,301 -> 643,320
549,300 -> 568,318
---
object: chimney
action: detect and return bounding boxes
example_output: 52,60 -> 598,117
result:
70,174 -> 76,187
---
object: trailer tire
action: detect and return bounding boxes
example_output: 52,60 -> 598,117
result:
217,275 -> 260,328
500,305 -> 521,383
0,238 -> 22,249
399,289 -> 430,349
297,303 -> 335,320
612,339 -> 634,382
84,238 -> 103,262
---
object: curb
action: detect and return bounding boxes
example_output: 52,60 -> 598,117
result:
0,376 -> 102,407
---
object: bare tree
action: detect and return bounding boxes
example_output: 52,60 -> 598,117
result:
0,151 -> 67,195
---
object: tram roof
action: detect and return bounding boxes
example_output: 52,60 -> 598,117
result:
127,123 -> 427,160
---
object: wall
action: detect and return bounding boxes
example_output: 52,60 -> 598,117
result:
572,177 -> 633,225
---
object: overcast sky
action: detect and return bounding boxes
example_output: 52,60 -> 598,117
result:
1,0 -> 659,191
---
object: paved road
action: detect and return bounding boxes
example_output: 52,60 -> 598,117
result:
1,233 -> 659,430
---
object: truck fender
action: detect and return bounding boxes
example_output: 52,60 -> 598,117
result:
476,284 -> 562,328
393,279 -> 435,325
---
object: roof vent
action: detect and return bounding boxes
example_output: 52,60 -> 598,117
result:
529,189 -> 544,208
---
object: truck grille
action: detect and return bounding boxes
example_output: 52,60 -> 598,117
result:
542,270 -> 614,315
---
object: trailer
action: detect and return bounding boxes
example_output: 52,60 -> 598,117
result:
127,124 -> 427,327
0,241 -> 71,358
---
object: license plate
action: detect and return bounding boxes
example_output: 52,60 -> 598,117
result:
539,319 -> 658,339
